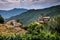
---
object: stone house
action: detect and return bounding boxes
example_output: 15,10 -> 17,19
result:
38,16 -> 50,24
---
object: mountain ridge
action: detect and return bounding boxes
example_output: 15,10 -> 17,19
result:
7,5 -> 60,25
0,8 -> 27,19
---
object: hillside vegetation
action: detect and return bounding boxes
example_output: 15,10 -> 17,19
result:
0,5 -> 60,40
0,15 -> 60,40
8,5 -> 60,25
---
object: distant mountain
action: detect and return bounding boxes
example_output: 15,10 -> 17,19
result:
7,5 -> 60,25
0,8 -> 27,19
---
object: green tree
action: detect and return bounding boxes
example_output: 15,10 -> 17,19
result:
54,16 -> 60,33
0,15 -> 4,24
16,19 -> 20,22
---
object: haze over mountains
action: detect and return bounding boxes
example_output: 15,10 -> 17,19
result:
0,8 -> 27,19
7,5 -> 60,25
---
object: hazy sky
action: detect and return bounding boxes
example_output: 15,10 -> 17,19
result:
0,0 -> 60,10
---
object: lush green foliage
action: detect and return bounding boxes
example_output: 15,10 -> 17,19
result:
0,15 -> 60,40
23,16 -> 60,40
16,19 -> 23,24
54,16 -> 60,33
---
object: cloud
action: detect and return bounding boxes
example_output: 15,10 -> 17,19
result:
0,0 -> 20,10
0,0 -> 60,10
21,0 -> 60,9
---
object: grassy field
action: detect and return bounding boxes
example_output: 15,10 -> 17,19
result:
0,24 -> 27,35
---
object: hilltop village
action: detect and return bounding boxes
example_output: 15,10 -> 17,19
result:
0,13 -> 51,34
37,13 -> 50,24
5,13 -> 50,27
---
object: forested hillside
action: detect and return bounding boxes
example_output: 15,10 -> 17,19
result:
0,8 -> 27,19
7,5 -> 60,25
0,5 -> 60,40
0,15 -> 60,40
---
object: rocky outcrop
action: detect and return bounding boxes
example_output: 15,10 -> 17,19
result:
6,20 -> 23,27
